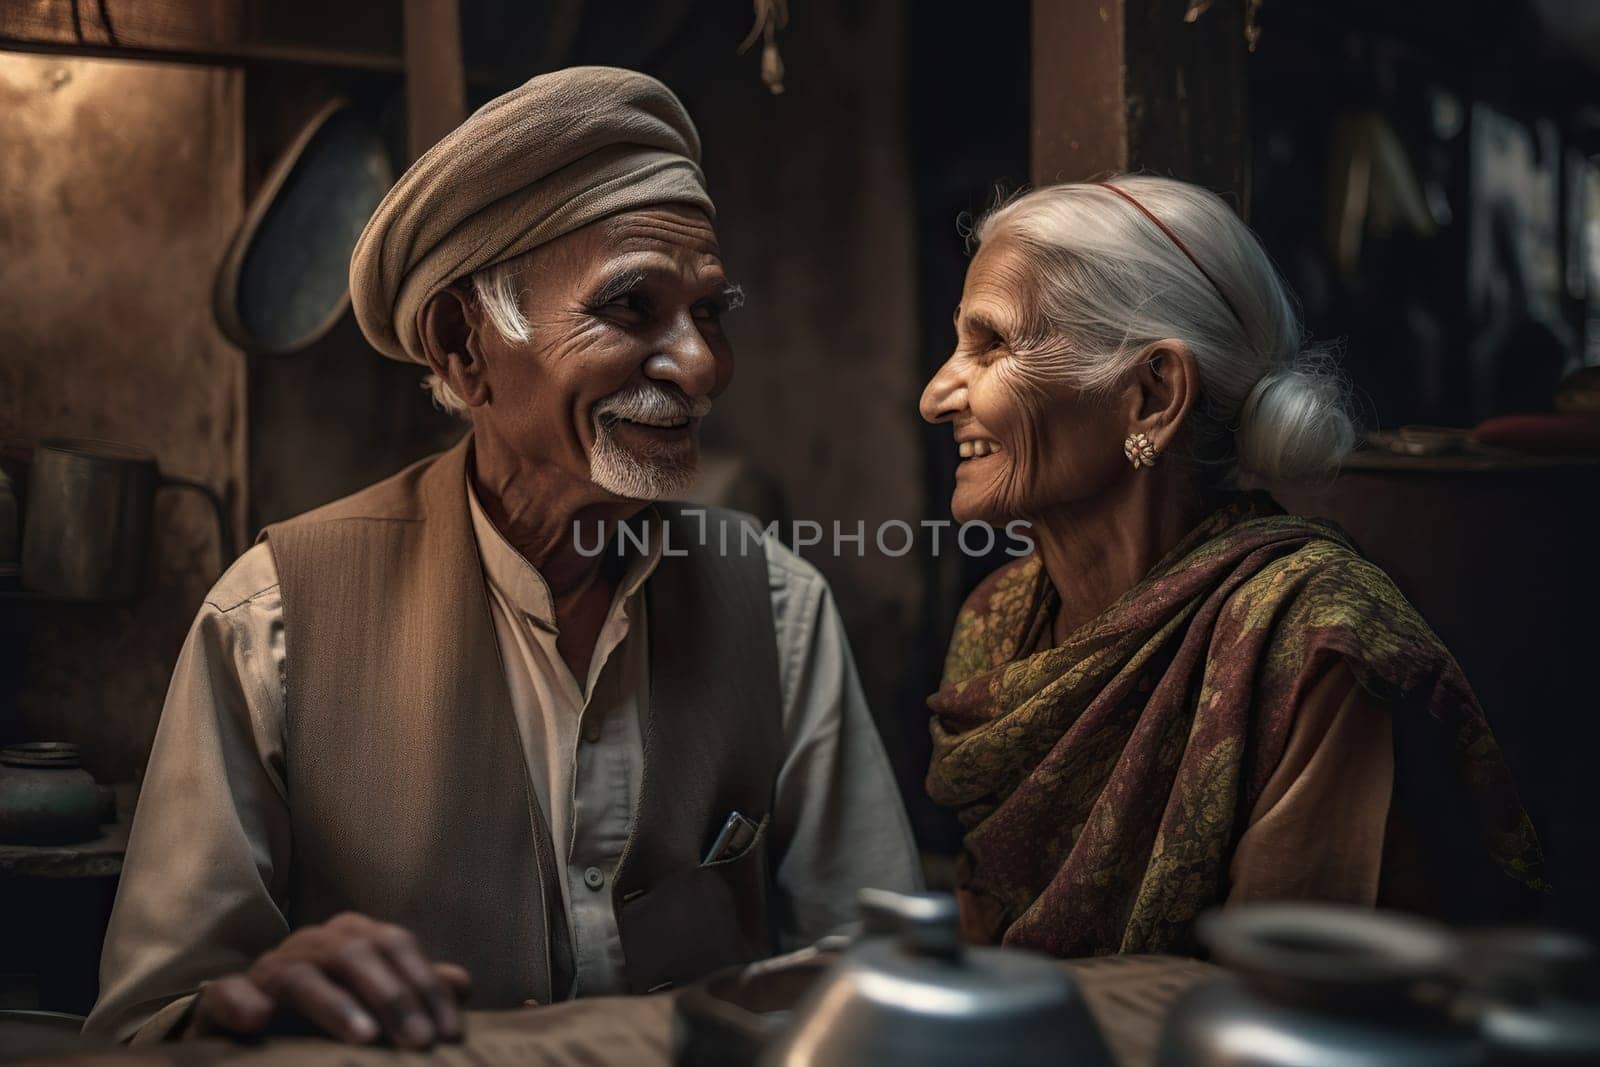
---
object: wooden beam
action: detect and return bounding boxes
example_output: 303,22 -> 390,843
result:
1032,0 -> 1128,183
1032,0 -> 1249,199
402,0 -> 467,161
0,0 -> 404,73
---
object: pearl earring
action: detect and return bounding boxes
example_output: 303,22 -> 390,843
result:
1124,432 -> 1158,470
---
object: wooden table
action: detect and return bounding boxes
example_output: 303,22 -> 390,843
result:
3,955 -> 1218,1066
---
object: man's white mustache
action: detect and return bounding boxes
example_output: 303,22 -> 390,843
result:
594,383 -> 712,426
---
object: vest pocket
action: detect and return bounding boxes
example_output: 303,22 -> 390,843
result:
698,813 -> 771,962
617,815 -> 774,992
698,812 -> 770,870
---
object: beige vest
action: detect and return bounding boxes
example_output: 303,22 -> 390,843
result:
262,436 -> 782,1005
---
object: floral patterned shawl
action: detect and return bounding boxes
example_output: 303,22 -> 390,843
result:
925,493 -> 1545,957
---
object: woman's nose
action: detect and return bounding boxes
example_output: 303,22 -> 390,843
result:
920,354 -> 967,424
645,314 -> 722,398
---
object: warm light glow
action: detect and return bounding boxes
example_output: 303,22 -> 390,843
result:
0,49 -> 173,138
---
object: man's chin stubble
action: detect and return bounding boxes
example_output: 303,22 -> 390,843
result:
588,425 -> 698,500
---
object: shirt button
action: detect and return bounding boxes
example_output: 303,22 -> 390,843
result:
583,866 -> 606,891
582,722 -> 601,743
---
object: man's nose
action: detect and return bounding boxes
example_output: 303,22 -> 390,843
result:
644,313 -> 720,397
920,354 -> 967,424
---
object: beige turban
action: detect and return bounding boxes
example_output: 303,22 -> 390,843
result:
349,66 -> 714,363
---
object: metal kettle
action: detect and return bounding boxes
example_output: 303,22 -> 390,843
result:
763,890 -> 1111,1067
1156,905 -> 1482,1067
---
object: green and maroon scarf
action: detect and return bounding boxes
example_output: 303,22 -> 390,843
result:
925,493 -> 1545,957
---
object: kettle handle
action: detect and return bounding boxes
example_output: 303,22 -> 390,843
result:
157,475 -> 237,571
857,889 -> 964,960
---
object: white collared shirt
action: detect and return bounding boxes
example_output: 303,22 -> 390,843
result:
466,484 -> 657,994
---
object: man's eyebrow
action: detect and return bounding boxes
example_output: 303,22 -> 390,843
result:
588,268 -> 648,306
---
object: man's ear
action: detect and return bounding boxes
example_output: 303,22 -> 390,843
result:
417,285 -> 491,408
1122,340 -> 1199,452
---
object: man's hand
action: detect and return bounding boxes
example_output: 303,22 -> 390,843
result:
188,912 -> 471,1047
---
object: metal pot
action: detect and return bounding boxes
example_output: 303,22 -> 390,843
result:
0,742 -> 110,845
762,890 -> 1111,1067
20,439 -> 233,601
675,939 -> 845,1066
213,98 -> 393,356
1156,905 -> 1482,1067
1460,928 -> 1600,1065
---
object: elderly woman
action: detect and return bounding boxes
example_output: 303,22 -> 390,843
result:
919,176 -> 1544,958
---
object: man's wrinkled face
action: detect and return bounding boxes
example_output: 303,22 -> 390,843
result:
472,205 -> 737,500
919,232 -> 1126,524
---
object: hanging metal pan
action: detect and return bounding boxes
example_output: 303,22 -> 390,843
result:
213,98 -> 394,355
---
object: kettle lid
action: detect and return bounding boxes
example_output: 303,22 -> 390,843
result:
762,890 -> 1110,1067
849,889 -> 1072,1007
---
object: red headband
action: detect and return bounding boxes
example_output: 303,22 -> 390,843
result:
1092,182 -> 1248,333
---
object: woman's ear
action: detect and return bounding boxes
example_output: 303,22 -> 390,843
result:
418,285 -> 491,408
1123,340 -> 1199,452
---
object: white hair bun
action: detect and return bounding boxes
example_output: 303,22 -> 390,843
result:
1234,355 -> 1356,483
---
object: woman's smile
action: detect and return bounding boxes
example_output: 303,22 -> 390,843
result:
957,437 -> 1004,460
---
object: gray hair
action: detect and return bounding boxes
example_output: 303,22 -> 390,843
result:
421,258 -> 532,416
975,176 -> 1355,483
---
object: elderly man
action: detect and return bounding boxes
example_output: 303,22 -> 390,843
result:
85,67 -> 921,1047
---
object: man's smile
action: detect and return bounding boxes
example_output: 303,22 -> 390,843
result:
609,416 -> 699,445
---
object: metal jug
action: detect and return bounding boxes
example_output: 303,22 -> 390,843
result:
1156,905 -> 1483,1067
20,439 -> 234,601
763,890 -> 1112,1067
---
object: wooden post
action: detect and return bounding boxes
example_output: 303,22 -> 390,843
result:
402,0 -> 466,162
1032,0 -> 1249,201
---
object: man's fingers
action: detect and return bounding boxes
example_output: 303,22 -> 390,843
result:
270,961 -> 380,1044
325,941 -> 435,1048
372,930 -> 461,1041
433,962 -> 472,1000
218,916 -> 461,1048
194,974 -> 275,1035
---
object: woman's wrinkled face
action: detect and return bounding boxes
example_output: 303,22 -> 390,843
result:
919,232 -> 1127,525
